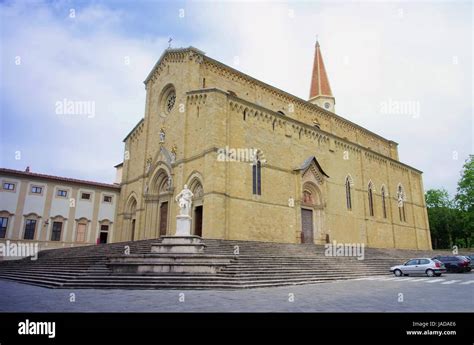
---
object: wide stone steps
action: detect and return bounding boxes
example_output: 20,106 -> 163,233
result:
225,261 -> 394,265
0,237 -> 450,289
0,269 -> 87,277
221,268 -> 389,273
220,271 -> 389,277
61,276 -> 370,287
0,272 -> 71,282
58,276 -> 379,290
0,275 -> 64,288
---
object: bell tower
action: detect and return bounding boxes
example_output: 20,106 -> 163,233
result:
309,41 -> 335,112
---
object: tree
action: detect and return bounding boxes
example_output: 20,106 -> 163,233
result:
426,156 -> 474,249
425,189 -> 451,208
425,188 -> 454,249
454,155 -> 474,247
455,155 -> 474,210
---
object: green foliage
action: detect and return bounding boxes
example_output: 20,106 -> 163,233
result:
455,155 -> 474,248
426,156 -> 474,249
455,155 -> 474,212
425,189 -> 451,208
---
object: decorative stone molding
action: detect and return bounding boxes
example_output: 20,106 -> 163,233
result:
203,55 -> 392,153
297,156 -> 330,186
188,50 -> 204,64
390,161 -> 409,173
187,93 -> 207,105
127,121 -> 144,144
364,151 -> 386,164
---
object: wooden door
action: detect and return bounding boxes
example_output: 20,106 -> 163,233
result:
131,219 -> 136,241
159,202 -> 168,236
76,223 -> 86,242
194,206 -> 203,237
301,209 -> 314,244
99,231 -> 108,244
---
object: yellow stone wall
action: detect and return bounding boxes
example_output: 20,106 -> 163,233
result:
114,48 -> 432,250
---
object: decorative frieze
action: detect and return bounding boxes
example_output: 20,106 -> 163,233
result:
128,122 -> 144,144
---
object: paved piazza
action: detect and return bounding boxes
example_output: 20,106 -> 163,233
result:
0,272 -> 472,313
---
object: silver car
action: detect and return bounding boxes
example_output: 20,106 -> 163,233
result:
390,258 -> 446,277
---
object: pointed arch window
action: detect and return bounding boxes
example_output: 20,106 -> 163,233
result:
345,176 -> 352,210
397,185 -> 406,222
381,186 -> 387,219
368,182 -> 375,217
252,160 -> 262,195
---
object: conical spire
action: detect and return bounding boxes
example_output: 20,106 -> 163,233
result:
309,41 -> 333,99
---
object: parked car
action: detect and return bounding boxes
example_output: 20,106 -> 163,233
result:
432,256 -> 471,273
457,256 -> 472,271
390,258 -> 446,277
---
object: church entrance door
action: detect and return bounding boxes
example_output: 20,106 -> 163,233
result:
159,202 -> 168,236
194,206 -> 203,237
131,219 -> 136,241
301,208 -> 314,244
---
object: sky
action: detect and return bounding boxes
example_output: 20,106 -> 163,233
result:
0,0 -> 472,196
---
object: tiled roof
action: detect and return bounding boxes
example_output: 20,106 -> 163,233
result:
144,47 -> 396,146
0,168 -> 120,190
296,156 -> 330,177
310,41 -> 333,99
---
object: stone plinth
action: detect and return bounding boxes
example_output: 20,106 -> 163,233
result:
108,235 -> 235,275
108,253 -> 234,275
151,236 -> 205,254
175,215 -> 192,236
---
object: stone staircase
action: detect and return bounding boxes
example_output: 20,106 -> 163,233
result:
0,239 -> 455,289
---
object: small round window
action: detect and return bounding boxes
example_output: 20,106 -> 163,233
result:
160,85 -> 176,117
166,91 -> 176,113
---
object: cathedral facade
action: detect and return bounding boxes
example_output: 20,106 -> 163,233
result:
114,44 -> 431,250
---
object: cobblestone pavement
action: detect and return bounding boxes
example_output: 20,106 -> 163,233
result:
0,273 -> 472,312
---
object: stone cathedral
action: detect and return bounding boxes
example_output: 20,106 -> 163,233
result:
114,42 -> 432,250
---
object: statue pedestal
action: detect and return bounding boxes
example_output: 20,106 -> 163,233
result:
107,185 -> 235,275
175,215 -> 192,236
109,237 -> 233,275
151,236 -> 205,254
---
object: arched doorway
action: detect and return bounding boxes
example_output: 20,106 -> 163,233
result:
188,174 -> 204,237
125,196 -> 137,241
147,167 -> 172,238
300,182 -> 322,244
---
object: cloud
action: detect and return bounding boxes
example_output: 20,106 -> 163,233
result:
0,0 -> 471,196
0,1 -> 168,182
186,1 -> 472,195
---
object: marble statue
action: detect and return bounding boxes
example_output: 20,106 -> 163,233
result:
175,184 -> 193,216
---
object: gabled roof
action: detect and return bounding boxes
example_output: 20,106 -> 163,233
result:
295,156 -> 330,178
310,41 -> 333,99
144,46 -> 205,84
122,118 -> 144,142
143,46 -> 394,146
